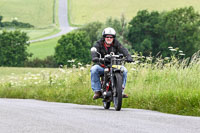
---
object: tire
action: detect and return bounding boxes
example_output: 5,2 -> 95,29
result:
103,102 -> 110,109
113,73 -> 123,111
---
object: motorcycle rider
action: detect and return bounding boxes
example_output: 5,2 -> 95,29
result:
91,27 -> 133,100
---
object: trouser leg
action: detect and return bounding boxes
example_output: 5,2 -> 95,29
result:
90,65 -> 104,92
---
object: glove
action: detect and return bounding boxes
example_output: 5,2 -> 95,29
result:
126,56 -> 133,63
92,57 -> 100,63
104,58 -> 111,63
99,58 -> 104,64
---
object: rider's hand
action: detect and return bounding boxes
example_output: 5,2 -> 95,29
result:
126,56 -> 133,63
99,58 -> 104,64
104,58 -> 111,63
92,57 -> 100,63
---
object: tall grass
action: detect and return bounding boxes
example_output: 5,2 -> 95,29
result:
0,51 -> 200,116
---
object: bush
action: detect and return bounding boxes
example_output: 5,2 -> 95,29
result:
55,31 -> 91,67
0,30 -> 31,66
25,56 -> 58,68
2,20 -> 34,28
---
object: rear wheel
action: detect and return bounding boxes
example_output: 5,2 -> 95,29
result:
113,73 -> 123,111
103,102 -> 110,109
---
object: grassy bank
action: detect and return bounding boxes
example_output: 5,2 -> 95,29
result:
0,52 -> 200,116
69,0 -> 200,25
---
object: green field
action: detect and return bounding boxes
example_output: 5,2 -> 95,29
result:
28,37 -> 60,59
0,0 -> 60,41
0,0 -> 55,27
69,0 -> 200,25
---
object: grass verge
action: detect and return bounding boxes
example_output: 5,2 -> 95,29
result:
0,52 -> 200,116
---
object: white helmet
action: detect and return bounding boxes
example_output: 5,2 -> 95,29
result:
102,27 -> 116,38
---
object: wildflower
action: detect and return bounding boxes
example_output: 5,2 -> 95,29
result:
179,53 -> 185,56
80,67 -> 85,70
59,68 -> 66,73
131,61 -> 139,65
33,77 -> 38,80
131,68 -> 136,71
86,64 -> 91,67
164,57 -> 170,60
170,49 -> 177,52
131,55 -> 138,58
168,46 -> 173,49
146,57 -> 152,61
179,50 -> 183,53
78,63 -> 82,66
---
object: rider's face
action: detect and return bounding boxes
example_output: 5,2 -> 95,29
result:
105,35 -> 114,45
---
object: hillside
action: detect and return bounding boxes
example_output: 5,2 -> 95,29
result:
69,0 -> 200,25
0,0 -> 55,28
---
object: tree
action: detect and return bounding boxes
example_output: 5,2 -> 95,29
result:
127,10 -> 161,56
0,15 -> 3,27
0,31 -> 31,66
127,7 -> 200,57
158,6 -> 200,57
79,21 -> 103,46
55,31 -> 91,67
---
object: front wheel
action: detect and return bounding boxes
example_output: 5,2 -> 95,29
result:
103,102 -> 110,109
113,73 -> 123,111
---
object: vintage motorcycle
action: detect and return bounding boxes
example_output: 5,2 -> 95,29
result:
91,47 -> 129,111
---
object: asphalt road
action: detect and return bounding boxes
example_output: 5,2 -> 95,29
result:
0,98 -> 200,133
29,0 -> 75,43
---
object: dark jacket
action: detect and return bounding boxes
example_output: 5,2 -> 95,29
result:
91,38 -> 132,65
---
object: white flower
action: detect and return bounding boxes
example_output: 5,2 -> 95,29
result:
179,50 -> 183,53
86,64 -> 91,67
80,67 -> 85,70
168,46 -> 173,49
179,53 -> 185,56
78,63 -> 82,66
131,68 -> 136,71
59,68 -> 65,73
132,55 -> 138,58
170,49 -> 177,52
164,57 -> 170,60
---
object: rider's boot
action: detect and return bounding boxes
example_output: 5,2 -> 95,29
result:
122,89 -> 128,98
93,91 -> 102,100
